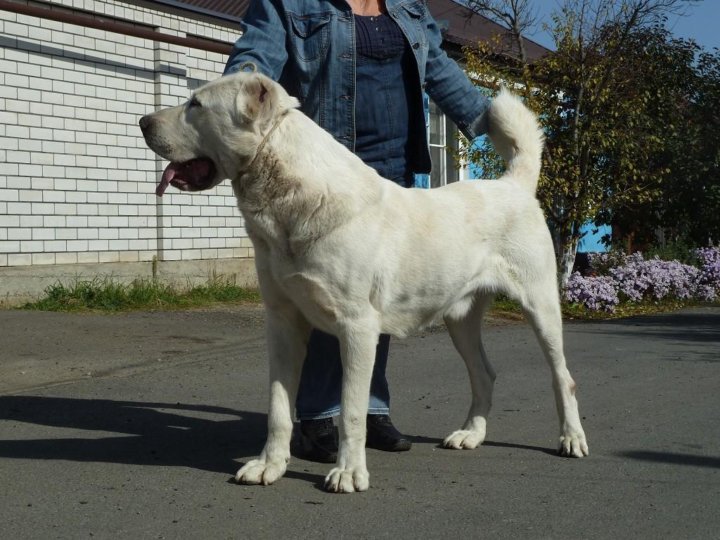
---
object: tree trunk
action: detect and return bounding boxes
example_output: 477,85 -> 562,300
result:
558,234 -> 580,287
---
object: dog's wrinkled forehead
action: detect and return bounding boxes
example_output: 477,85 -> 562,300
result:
186,72 -> 298,127
190,72 -> 271,117
199,71 -> 259,93
192,75 -> 244,107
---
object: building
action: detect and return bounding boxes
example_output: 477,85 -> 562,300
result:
0,0 -> 547,303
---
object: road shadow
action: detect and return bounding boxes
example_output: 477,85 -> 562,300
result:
0,395 -> 560,484
0,395 -> 321,484
407,434 -> 556,456
572,310 -> 720,346
483,440 -> 558,456
618,450 -> 720,469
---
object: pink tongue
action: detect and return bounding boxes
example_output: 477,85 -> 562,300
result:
156,163 -> 179,197
155,159 -> 213,196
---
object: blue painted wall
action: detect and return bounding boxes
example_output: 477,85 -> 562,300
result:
578,223 -> 610,253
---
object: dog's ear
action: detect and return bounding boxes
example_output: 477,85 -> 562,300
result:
236,73 -> 277,126
235,73 -> 299,126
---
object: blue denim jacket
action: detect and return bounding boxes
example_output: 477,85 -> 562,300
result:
224,0 -> 490,173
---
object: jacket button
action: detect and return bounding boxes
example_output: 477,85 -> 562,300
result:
413,43 -> 420,49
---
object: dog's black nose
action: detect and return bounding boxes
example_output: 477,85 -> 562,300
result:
139,115 -> 151,133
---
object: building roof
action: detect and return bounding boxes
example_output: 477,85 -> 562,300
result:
146,0 -> 249,22
425,0 -> 549,61
144,0 -> 549,60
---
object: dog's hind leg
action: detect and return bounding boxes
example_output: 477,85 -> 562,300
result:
324,325 -> 378,493
442,293 -> 496,450
519,280 -> 589,458
235,307 -> 311,485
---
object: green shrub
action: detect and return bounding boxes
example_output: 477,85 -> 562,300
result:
22,277 -> 260,312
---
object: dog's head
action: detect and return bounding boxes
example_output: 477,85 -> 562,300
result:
139,71 -> 299,196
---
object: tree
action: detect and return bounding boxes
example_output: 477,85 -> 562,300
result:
653,48 -> 720,247
463,0 -> 700,283
465,0 -> 539,65
601,25 -> 701,250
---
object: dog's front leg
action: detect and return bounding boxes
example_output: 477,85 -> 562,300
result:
324,327 -> 378,493
236,308 -> 310,486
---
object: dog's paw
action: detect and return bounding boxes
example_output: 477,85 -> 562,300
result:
559,432 -> 589,458
443,429 -> 485,450
235,458 -> 287,486
324,466 -> 369,493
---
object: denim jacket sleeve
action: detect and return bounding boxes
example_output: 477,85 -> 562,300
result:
223,0 -> 288,79
423,14 -> 490,139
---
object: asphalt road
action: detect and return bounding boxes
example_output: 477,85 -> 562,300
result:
0,305 -> 718,539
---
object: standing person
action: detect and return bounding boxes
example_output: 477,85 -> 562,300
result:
224,0 -> 491,463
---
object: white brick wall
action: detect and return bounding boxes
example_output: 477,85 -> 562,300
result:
0,0 -> 250,268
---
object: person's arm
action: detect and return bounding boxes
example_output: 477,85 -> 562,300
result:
224,0 -> 288,79
423,14 -> 490,139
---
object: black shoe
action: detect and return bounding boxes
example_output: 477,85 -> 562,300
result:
366,415 -> 412,452
298,418 -> 338,463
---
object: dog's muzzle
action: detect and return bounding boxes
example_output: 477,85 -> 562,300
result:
139,115 -> 217,197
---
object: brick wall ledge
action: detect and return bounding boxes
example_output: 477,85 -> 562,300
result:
0,257 -> 258,306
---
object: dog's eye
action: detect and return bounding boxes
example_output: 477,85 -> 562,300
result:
188,96 -> 202,109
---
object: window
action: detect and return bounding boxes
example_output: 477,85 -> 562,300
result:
427,100 -> 460,188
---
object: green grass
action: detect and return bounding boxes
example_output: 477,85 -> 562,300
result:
490,295 -> 713,321
21,277 -> 261,312
19,277 -> 715,319
560,298 -> 697,320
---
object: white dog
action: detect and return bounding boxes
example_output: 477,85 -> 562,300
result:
140,71 -> 588,493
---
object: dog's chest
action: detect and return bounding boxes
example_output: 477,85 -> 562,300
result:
279,271 -> 343,329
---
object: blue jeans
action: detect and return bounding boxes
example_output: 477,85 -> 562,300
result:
295,331 -> 392,420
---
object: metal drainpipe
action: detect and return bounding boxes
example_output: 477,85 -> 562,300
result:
0,0 -> 233,54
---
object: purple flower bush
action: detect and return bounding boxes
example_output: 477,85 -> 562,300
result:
563,247 -> 720,312
695,247 -> 720,301
564,272 -> 619,312
609,253 -> 700,301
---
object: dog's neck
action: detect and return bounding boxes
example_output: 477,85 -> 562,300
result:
233,110 -> 300,212
231,111 -> 320,252
247,110 -> 290,172
232,110 -> 383,256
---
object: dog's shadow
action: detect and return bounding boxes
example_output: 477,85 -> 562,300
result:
0,395 -> 320,484
0,396 -> 556,487
407,434 -> 557,456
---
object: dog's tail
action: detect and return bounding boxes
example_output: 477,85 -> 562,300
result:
487,88 -> 544,194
